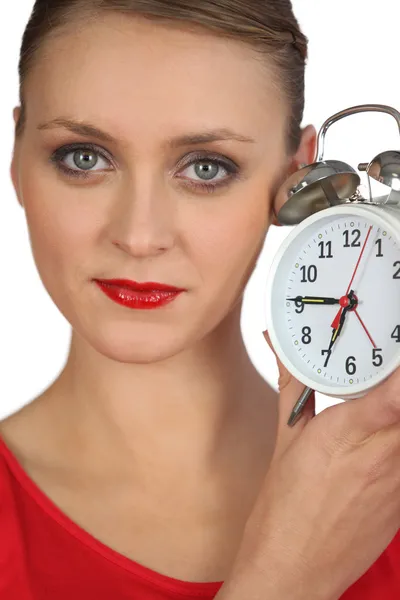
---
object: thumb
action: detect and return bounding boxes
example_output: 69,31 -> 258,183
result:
263,330 -> 315,447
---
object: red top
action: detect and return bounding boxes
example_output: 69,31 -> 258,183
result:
1,434 -> 399,600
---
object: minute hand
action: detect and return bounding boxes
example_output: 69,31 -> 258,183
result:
287,295 -> 340,305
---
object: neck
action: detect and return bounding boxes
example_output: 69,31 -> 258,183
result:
37,301 -> 278,488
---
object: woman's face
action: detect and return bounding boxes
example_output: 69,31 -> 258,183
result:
11,13 -> 315,362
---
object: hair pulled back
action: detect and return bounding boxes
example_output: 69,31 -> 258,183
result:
16,0 -> 308,154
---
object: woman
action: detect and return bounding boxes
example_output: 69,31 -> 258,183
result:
2,1 -> 400,599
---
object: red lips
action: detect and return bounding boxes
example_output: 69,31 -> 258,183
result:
93,279 -> 185,310
94,279 -> 185,292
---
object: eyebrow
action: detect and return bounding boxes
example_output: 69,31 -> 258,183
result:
37,118 -> 255,147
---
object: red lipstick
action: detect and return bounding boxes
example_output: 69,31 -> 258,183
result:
93,279 -> 185,310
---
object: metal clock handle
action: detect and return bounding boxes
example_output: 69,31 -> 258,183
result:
316,104 -> 400,162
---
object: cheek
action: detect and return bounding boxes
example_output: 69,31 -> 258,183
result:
19,169 -> 99,292
190,195 -> 270,291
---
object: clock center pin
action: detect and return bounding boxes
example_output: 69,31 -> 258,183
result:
339,292 -> 358,310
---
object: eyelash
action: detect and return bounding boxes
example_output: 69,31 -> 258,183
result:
49,143 -> 240,193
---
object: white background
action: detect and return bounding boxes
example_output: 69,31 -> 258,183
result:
1,0 -> 399,419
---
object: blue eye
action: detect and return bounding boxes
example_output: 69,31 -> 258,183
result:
177,153 -> 240,193
50,143 -> 112,179
49,143 -> 240,192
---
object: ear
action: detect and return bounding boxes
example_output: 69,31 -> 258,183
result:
271,124 -> 317,226
10,107 -> 24,208
292,124 -> 318,168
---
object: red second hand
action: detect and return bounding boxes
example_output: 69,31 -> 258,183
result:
354,309 -> 377,348
345,225 -> 373,294
331,296 -> 349,329
330,226 -> 373,329
331,308 -> 342,330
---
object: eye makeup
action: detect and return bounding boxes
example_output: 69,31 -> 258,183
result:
48,142 -> 242,193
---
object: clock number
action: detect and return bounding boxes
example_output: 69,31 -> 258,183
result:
321,349 -> 331,368
301,326 -> 312,344
318,240 -> 333,259
300,265 -> 317,283
391,325 -> 400,342
372,348 -> 383,367
343,229 -> 361,247
294,299 -> 305,314
345,356 -> 356,375
375,238 -> 383,257
393,261 -> 400,279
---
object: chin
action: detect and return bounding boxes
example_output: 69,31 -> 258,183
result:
74,320 -> 193,365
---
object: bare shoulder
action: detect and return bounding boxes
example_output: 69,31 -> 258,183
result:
0,395 -> 56,471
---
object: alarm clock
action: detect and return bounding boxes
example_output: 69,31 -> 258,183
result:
264,104 -> 400,421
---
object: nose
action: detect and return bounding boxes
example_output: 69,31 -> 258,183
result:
110,178 -> 175,258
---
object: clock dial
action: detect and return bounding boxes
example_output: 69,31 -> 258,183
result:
268,207 -> 400,395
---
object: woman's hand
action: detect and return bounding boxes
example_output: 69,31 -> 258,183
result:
217,330 -> 400,600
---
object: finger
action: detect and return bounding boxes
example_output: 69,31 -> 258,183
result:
263,330 -> 315,451
329,365 -> 400,444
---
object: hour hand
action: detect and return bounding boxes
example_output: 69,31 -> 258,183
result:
330,290 -> 356,342
322,296 -> 353,367
322,310 -> 348,368
287,295 -> 340,305
328,307 -> 348,350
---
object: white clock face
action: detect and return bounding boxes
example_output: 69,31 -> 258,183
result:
267,207 -> 400,396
